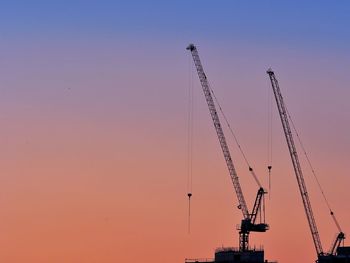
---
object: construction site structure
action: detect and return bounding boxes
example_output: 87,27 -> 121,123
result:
186,247 -> 277,263
185,44 -> 272,263
267,69 -> 350,263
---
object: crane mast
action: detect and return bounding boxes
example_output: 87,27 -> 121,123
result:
187,44 -> 268,252
267,69 -> 323,256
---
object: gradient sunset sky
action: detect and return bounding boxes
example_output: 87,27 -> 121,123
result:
1,1 -> 350,263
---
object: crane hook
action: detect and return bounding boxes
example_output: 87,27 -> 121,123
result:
187,193 -> 192,234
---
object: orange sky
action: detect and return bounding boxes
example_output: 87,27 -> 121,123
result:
1,52 -> 350,263
1,2 -> 350,263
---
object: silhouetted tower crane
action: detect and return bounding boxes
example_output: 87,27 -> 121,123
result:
187,43 -> 268,252
267,68 -> 347,262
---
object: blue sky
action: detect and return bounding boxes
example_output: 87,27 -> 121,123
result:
1,1 -> 349,51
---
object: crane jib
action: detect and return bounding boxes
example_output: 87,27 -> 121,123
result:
187,44 -> 249,219
267,69 -> 324,256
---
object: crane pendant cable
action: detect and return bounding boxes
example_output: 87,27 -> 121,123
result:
208,83 -> 263,189
285,106 -> 343,232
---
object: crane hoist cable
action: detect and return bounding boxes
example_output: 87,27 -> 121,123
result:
267,79 -> 273,198
187,53 -> 194,234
